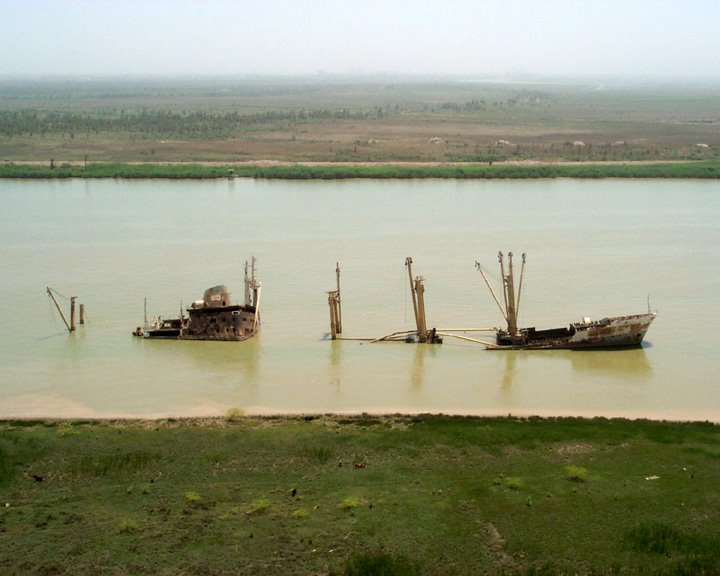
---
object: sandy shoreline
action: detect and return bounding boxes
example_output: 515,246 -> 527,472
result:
2,406 -> 717,424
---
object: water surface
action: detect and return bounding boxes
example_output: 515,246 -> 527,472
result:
1,178 -> 718,420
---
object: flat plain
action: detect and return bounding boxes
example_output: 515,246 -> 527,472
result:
1,77 -> 718,164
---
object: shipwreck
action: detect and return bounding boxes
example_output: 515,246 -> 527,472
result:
133,258 -> 261,342
476,252 -> 656,350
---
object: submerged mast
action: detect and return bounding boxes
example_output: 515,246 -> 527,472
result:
244,260 -> 251,306
405,257 -> 439,343
244,256 -> 259,308
406,257 -> 428,342
335,262 -> 342,334
515,253 -> 527,323
505,252 -> 518,335
327,263 -> 342,339
477,252 -> 526,338
405,257 -> 420,338
46,286 -> 74,333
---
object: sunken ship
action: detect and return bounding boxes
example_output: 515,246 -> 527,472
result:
477,252 -> 656,350
133,259 -> 261,342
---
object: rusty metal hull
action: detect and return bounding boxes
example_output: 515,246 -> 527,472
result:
137,306 -> 258,341
180,305 -> 257,342
494,312 -> 656,350
134,282 -> 260,342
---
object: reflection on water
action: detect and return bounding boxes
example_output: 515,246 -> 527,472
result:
497,346 -> 652,398
502,353 -> 518,391
568,347 -> 652,377
410,343 -> 438,391
329,339 -> 343,390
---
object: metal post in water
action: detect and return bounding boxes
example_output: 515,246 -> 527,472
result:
506,253 -> 517,335
251,257 -> 258,307
244,260 -> 251,306
406,257 -> 420,336
328,290 -> 339,340
498,251 -> 509,318
335,262 -> 342,334
414,276 -> 428,343
70,296 -> 77,332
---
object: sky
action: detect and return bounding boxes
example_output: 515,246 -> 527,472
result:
1,0 -> 719,80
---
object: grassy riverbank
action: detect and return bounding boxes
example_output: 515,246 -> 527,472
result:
1,160 -> 720,180
1,415 -> 719,575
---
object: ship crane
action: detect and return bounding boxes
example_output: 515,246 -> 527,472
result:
475,251 -> 526,342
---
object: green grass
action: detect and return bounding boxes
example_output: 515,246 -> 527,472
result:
1,415 -> 719,575
1,159 -> 719,180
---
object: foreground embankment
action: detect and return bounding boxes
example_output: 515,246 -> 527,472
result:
1,415 -> 718,575
1,160 -> 720,179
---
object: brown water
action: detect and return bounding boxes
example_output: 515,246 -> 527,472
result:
1,178 -> 718,420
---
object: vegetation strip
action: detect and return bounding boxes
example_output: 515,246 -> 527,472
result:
1,414 -> 719,575
1,160 -> 720,180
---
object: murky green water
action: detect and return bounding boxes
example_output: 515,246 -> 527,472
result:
1,177 -> 718,420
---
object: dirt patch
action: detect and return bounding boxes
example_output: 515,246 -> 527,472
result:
554,442 -> 596,459
486,523 -> 517,569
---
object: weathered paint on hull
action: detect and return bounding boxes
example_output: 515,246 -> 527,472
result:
494,312 -> 656,350
180,305 -> 257,342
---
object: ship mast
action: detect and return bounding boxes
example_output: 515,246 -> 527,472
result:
244,256 -> 261,331
46,287 -> 76,333
335,262 -> 342,334
326,263 -> 343,340
406,257 -> 429,342
476,252 -> 526,338
505,252 -> 518,335
244,260 -> 251,306
244,256 -> 259,307
500,251 -> 526,336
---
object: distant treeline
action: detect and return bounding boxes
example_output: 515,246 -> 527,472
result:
0,109 -> 378,138
1,161 -> 719,180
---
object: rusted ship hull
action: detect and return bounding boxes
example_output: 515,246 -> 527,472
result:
182,304 -> 257,341
134,270 -> 261,342
137,306 -> 258,341
494,312 -> 656,350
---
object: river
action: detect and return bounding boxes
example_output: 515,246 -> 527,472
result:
1,177 -> 718,420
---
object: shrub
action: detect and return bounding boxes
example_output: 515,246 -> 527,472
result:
247,499 -> 270,515
565,465 -> 588,482
338,496 -> 359,510
504,476 -> 524,490
184,491 -> 202,504
117,518 -> 139,534
225,407 -> 245,422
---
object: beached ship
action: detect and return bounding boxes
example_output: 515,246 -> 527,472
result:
133,259 -> 261,342
476,252 -> 656,350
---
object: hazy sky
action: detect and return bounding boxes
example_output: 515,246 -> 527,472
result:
2,0 -> 719,79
